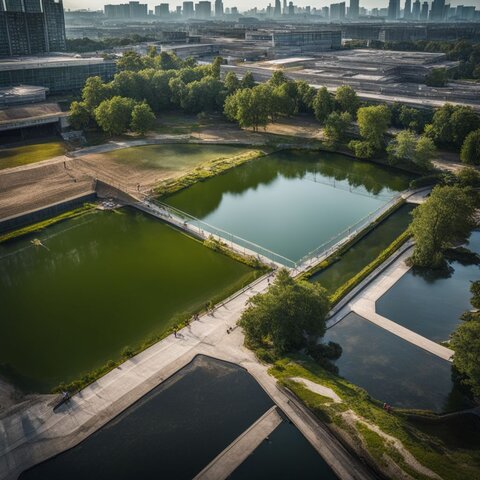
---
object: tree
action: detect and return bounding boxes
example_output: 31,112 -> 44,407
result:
324,111 -> 352,146
81,76 -> 112,112
117,51 -> 146,72
387,130 -> 435,170
238,269 -> 330,355
457,167 -> 480,188
460,129 -> 480,165
399,105 -> 429,133
414,135 -> 436,170
130,102 -> 156,134
69,101 -> 91,130
335,85 -> 359,116
313,87 -> 334,123
410,185 -> 477,268
426,104 -> 480,148
224,86 -> 269,131
296,81 -> 316,113
425,67 -> 449,87
269,69 -> 288,87
450,281 -> 480,397
241,71 -> 255,89
224,72 -> 241,95
94,96 -> 137,135
210,56 -> 223,79
348,140 -> 375,159
356,105 -> 391,150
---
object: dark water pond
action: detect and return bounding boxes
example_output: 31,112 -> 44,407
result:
20,356 -> 274,480
324,313 -> 468,412
230,421 -> 337,480
376,231 -> 480,342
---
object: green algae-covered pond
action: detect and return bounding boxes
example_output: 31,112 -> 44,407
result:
0,209 -> 258,392
165,150 -> 413,264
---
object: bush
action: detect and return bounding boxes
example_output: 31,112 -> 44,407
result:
121,345 -> 135,358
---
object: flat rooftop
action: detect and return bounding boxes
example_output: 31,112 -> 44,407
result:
262,57 -> 314,66
0,102 -> 66,125
0,55 -> 115,72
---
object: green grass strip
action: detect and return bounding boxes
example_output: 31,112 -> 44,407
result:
0,204 -> 95,244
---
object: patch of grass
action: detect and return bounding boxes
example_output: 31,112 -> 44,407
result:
356,422 -> 389,467
269,355 -> 480,480
0,141 -> 66,170
0,204 -> 95,244
154,149 -> 270,198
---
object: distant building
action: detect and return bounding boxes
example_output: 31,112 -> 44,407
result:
388,0 -> 400,19
272,30 -> 342,50
0,0 -> 66,57
214,0 -> 223,16
349,0 -> 359,19
195,0 -> 211,19
430,0 -> 445,21
183,1 -> 194,17
288,1 -> 294,16
420,1 -> 429,20
403,0 -> 411,18
322,6 -> 329,18
155,4 -> 169,17
104,1 -> 147,19
274,0 -> 281,17
330,2 -> 345,20
411,0 -> 421,19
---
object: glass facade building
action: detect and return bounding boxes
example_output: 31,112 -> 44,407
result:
0,0 -> 66,56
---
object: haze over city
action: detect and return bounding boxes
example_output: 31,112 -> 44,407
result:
64,0 -> 480,11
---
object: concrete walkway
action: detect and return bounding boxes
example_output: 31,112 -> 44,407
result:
0,273 -> 374,480
194,406 -> 282,480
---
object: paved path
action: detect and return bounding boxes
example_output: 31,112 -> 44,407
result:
194,406 -> 282,480
0,273 -> 374,480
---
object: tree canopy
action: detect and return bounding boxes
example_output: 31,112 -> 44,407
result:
335,85 -> 360,116
460,129 -> 480,165
387,130 -> 436,170
356,105 -> 391,150
410,185 -> 477,268
238,269 -> 330,355
313,87 -> 334,123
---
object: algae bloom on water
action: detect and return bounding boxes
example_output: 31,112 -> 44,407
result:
0,208 -> 258,393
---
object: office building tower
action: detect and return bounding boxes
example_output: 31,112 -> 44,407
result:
420,1 -> 429,19
214,0 -> 223,16
349,0 -> 359,19
430,0 -> 445,21
183,1 -> 194,17
330,2 -> 345,19
411,0 -> 420,19
155,3 -> 169,17
195,0 -> 211,18
404,0 -> 411,17
388,0 -> 400,19
0,0 -> 66,56
274,0 -> 281,16
322,6 -> 329,18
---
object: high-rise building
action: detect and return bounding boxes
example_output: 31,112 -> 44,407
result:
411,0 -> 420,19
330,2 -> 345,19
430,0 -> 445,21
214,0 -> 223,16
322,6 -> 329,18
388,0 -> 400,19
105,2 -> 147,19
0,0 -> 66,57
183,1 -> 194,17
283,0 -> 287,15
155,3 -> 169,17
404,0 -> 411,17
288,1 -> 294,15
349,0 -> 359,19
274,0 -> 281,16
195,0 -> 211,18
420,1 -> 429,19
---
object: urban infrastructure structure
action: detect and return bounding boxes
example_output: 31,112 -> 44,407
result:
0,0 -> 66,57
0,55 -> 116,93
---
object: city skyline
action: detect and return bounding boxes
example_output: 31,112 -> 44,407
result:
64,0 -> 479,13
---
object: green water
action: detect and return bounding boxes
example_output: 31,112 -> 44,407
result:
166,150 -> 413,264
311,204 -> 416,293
0,209 -> 257,393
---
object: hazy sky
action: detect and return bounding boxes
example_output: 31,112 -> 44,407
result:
64,0 -> 480,12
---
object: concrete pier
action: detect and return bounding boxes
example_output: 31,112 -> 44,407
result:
194,406 -> 282,480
